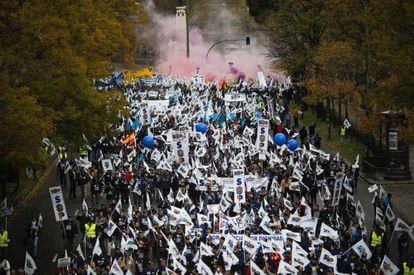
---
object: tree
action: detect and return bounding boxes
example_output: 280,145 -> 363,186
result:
264,0 -> 326,82
306,41 -> 362,139
0,0 -> 147,179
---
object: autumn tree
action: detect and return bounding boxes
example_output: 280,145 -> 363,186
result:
263,0 -> 326,82
0,0 -> 147,183
306,41 -> 362,139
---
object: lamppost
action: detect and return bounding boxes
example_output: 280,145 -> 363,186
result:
186,0 -> 190,58
205,37 -> 250,60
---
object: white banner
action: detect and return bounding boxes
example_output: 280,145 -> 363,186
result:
139,102 -> 151,125
331,175 -> 343,206
256,119 -> 269,160
224,93 -> 246,103
49,186 -> 68,222
142,100 -> 169,116
208,234 -> 282,243
171,131 -> 189,163
233,169 -> 246,203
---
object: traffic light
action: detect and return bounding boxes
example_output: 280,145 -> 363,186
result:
246,36 -> 250,45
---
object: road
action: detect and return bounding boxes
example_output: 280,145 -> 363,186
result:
8,165 -> 84,274
6,159 -> 408,273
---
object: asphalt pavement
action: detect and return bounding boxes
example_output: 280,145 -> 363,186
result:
8,165 -> 84,274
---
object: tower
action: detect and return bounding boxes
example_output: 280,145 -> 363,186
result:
175,6 -> 187,59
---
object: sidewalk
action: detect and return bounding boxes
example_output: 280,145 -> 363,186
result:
360,172 -> 414,224
294,104 -> 414,225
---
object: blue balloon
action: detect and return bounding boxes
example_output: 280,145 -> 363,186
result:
274,133 -> 287,146
142,136 -> 155,148
287,139 -> 298,151
196,123 -> 208,133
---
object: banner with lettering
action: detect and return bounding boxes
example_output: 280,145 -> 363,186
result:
49,186 -> 68,222
233,169 -> 246,203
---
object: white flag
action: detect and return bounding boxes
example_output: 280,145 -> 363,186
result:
259,214 -> 274,234
368,184 -> 378,193
38,213 -> 43,229
292,241 -> 309,258
77,244 -> 85,260
300,218 -> 318,236
114,199 -> 122,214
292,241 -> 310,270
319,248 -> 337,268
24,252 -> 37,275
172,256 -> 187,274
380,255 -> 399,275
385,205 -> 395,221
92,238 -> 102,256
243,235 -> 259,255
394,217 -> 410,232
106,219 -> 117,237
128,197 -> 133,223
224,247 -> 239,271
200,242 -> 214,256
281,229 -> 301,243
197,213 -> 210,226
277,259 -> 298,274
343,176 -> 352,193
82,199 -> 88,213
167,188 -> 175,203
87,265 -> 97,275
110,258 -> 124,275
223,234 -> 238,251
351,239 -> 372,259
283,198 -> 293,211
197,259 -> 213,275
319,223 -> 339,241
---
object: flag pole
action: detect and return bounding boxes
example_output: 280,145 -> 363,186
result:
389,227 -> 396,246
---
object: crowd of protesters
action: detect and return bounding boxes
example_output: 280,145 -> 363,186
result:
8,75 -> 413,275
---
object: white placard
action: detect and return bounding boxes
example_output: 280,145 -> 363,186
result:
49,186 -> 68,222
171,131 -> 189,163
102,159 -> 113,172
256,119 -> 269,158
233,169 -> 246,203
139,102 -> 151,125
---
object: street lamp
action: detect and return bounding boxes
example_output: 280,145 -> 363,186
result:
205,36 -> 250,60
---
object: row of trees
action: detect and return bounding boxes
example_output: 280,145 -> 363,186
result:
248,0 -> 414,143
0,0 -> 148,180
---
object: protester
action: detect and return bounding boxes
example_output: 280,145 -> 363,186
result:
31,73 -> 411,275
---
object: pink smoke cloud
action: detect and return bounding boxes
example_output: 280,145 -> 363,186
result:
145,2 -> 285,82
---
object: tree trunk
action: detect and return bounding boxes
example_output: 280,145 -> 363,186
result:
1,180 -> 5,200
327,97 -> 331,140
345,101 -> 349,119
379,123 -> 383,153
338,98 -> 342,125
